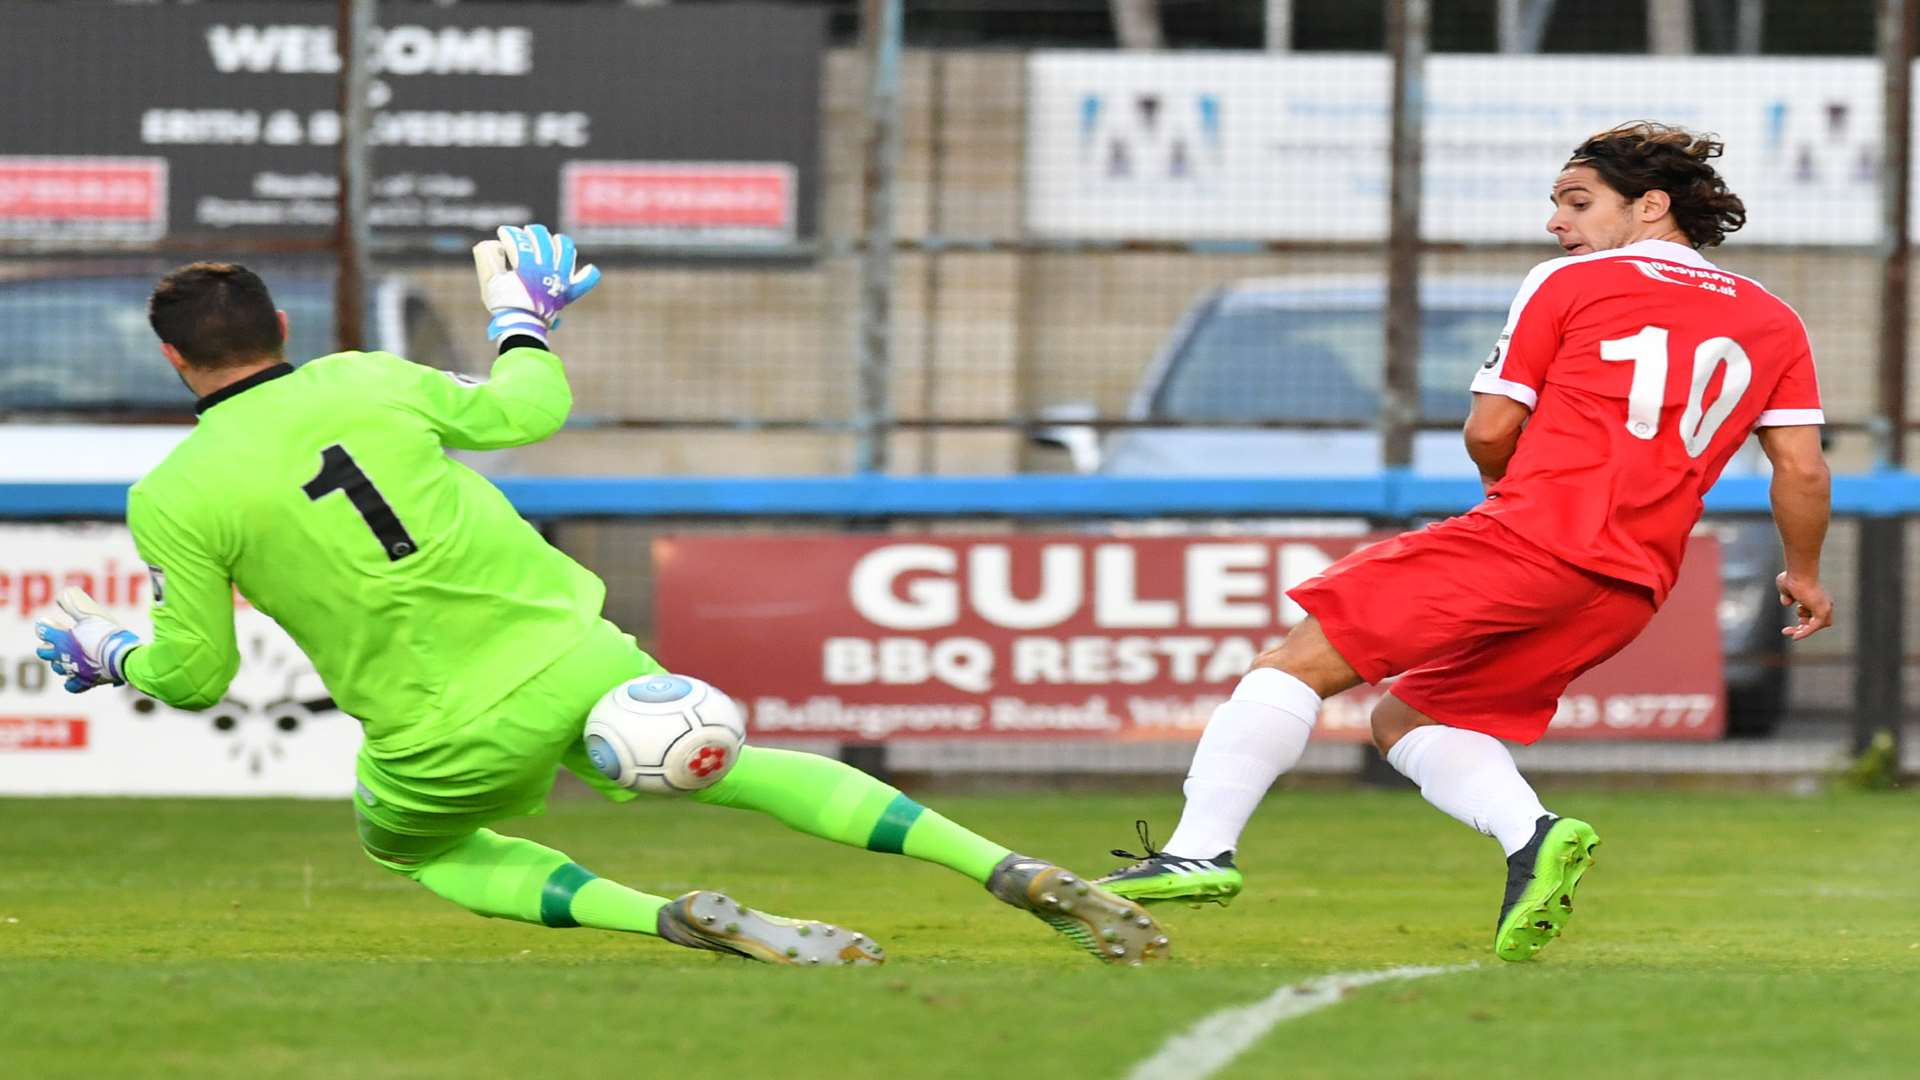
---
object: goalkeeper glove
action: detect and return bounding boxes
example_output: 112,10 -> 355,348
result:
472,223 -> 602,346
33,587 -> 141,694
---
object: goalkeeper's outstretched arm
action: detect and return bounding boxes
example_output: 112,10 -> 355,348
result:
386,340 -> 573,450
395,222 -> 603,451
121,486 -> 241,711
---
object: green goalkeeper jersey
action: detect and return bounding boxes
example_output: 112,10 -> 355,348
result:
123,346 -> 605,757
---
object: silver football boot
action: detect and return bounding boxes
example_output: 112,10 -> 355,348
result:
657,890 -> 885,966
986,854 -> 1172,965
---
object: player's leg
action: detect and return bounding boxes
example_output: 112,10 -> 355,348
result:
560,630 -> 1010,882
1096,617 -> 1360,905
1383,571 -> 1653,961
355,811 -> 881,966
1372,694 -> 1593,962
568,740 -> 1170,964
1095,518 -> 1548,905
680,747 -> 1169,964
691,746 -> 1006,880
350,634 -> 677,938
1373,694 -> 1553,857
1373,694 -> 1600,963
355,812 -> 653,931
354,630 -> 885,966
556,625 -> 1170,964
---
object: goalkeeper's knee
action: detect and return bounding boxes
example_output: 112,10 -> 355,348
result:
355,812 -> 471,874
397,828 -> 587,926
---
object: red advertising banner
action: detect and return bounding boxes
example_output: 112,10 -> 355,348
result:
0,717 -> 89,751
561,161 -> 795,243
0,157 -> 167,239
654,533 -> 1726,743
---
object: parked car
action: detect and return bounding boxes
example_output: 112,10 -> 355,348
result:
0,270 -> 465,480
1036,275 -> 1790,736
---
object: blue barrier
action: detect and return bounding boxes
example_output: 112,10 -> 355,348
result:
1,469 -> 1915,519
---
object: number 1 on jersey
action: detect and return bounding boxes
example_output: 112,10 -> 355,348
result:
303,444 -> 419,561
1599,324 -> 1753,458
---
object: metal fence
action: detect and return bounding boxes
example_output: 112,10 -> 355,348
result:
7,4 -> 1912,457
3,0 -> 1918,771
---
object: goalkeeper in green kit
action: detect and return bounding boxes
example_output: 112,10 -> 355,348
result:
32,224 -> 1170,967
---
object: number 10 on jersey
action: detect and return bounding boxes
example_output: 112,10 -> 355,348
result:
1600,325 -> 1752,458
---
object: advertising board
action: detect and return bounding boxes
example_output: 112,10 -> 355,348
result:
1028,53 -> 1888,245
0,3 -> 822,251
656,533 -> 1726,743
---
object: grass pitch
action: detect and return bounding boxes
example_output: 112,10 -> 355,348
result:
4,787 -> 1916,1079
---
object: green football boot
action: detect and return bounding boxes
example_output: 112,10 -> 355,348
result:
657,890 -> 885,966
1494,815 -> 1600,962
1092,820 -> 1243,907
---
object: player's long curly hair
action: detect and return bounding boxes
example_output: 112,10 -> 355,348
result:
1567,122 -> 1747,249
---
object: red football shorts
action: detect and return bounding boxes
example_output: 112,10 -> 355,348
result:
1286,512 -> 1658,743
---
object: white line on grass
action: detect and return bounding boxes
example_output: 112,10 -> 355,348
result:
1125,964 -> 1476,1080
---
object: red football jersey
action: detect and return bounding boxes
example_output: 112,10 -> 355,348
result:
1469,239 -> 1823,602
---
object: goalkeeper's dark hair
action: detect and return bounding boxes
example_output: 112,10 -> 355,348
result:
148,262 -> 285,368
1567,122 -> 1747,248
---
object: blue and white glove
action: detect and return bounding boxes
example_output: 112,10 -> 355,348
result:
33,587 -> 141,694
472,223 -> 602,346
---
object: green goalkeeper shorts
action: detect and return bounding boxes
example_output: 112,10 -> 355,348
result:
354,619 -> 667,869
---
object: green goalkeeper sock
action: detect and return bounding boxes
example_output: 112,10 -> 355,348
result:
408,828 -> 667,934
692,746 -> 1011,883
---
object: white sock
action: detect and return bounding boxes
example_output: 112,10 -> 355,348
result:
1163,668 -> 1320,858
1385,725 -> 1549,856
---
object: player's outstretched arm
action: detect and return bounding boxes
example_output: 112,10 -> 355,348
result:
396,347 -> 573,451
1756,424 -> 1833,640
118,487 -> 242,710
396,224 -> 603,451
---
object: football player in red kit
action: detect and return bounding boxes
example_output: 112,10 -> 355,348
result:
1098,122 -> 1835,962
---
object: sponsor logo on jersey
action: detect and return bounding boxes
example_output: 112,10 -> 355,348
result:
148,566 -> 167,605
1624,258 -> 1740,296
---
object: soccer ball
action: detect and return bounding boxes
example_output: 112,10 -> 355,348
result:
583,673 -> 746,795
